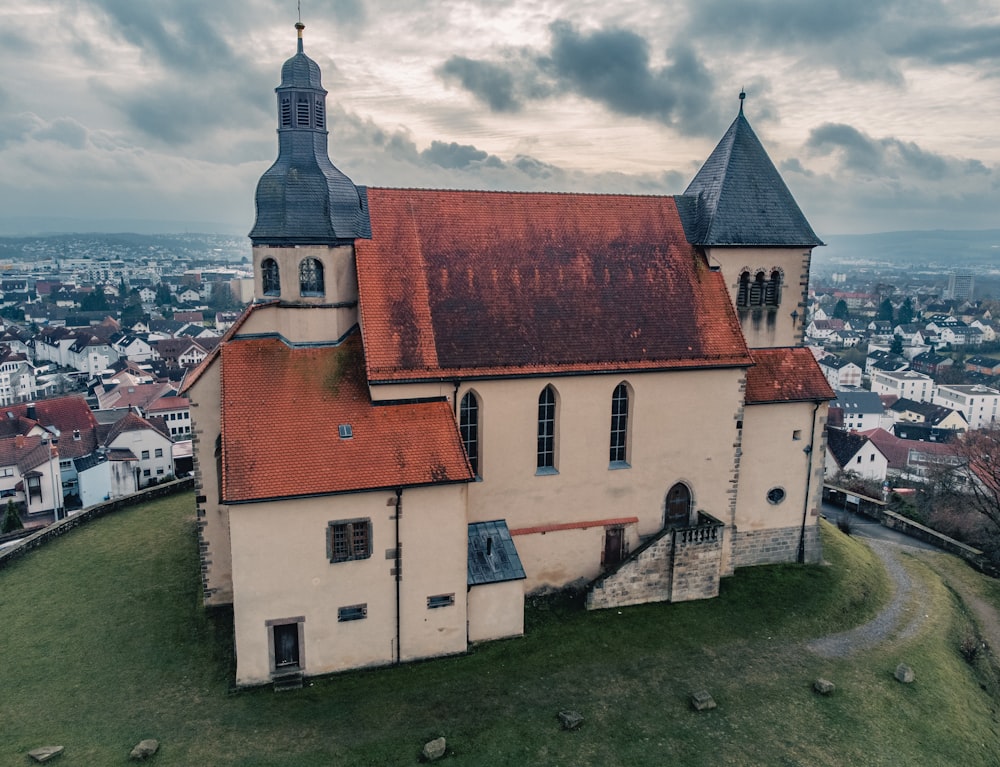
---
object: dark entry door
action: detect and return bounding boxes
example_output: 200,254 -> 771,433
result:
665,483 -> 692,527
604,527 -> 624,567
273,623 -> 300,669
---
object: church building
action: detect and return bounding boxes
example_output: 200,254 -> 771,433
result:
183,22 -> 834,687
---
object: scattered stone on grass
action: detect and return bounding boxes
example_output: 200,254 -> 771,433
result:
558,710 -> 584,730
895,663 -> 915,683
421,737 -> 446,762
130,739 -> 160,760
27,746 -> 64,763
814,678 -> 836,695
689,689 -> 717,711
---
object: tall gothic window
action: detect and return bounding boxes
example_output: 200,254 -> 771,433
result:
737,271 -> 750,308
609,382 -> 630,465
299,258 -> 325,296
262,258 -> 280,296
459,391 -> 480,477
537,386 -> 557,472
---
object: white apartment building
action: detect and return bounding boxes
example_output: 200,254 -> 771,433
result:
870,369 -> 935,403
933,384 -> 1000,430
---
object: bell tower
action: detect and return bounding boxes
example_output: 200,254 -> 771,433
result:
248,21 -> 371,343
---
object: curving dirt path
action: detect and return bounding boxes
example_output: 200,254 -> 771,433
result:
807,535 -> 1000,663
807,540 -> 924,658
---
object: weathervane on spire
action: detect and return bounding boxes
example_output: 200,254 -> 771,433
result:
739,88 -> 746,114
296,1 -> 305,52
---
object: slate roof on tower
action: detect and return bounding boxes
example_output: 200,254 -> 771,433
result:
355,188 -> 752,383
679,104 -> 823,248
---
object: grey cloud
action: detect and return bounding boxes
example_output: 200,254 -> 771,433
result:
780,158 -> 814,178
439,57 -> 520,112
806,122 -> 994,187
0,113 -> 44,149
894,24 -> 1000,68
420,141 -> 503,170
435,21 -> 723,136
35,118 -> 89,149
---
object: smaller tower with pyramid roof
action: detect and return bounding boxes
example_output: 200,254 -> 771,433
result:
679,93 -> 822,349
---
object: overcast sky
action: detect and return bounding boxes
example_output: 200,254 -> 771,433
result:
1,0 -> 998,236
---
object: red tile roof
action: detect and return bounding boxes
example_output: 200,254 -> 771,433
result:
219,334 -> 474,503
180,301 -> 270,394
355,189 -> 752,382
745,347 -> 836,404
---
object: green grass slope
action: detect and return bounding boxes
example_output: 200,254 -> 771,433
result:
1,496 -> 997,766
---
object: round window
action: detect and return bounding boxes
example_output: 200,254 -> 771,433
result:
767,487 -> 786,505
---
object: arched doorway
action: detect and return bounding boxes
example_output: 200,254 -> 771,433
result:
665,483 -> 692,528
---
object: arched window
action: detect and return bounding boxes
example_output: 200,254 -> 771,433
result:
736,271 -> 750,308
609,382 -> 630,465
459,391 -> 480,478
299,258 -> 325,296
537,385 -> 557,472
665,483 -> 692,527
749,271 -> 766,306
261,258 -> 280,296
765,270 -> 781,307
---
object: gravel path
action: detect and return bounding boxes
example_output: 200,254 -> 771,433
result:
807,539 -> 924,658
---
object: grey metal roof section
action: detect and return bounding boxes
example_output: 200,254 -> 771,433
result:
468,520 -> 526,586
830,390 -> 885,415
250,25 -> 371,246
679,107 -> 823,248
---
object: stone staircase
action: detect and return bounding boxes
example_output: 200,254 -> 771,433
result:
271,669 -> 304,691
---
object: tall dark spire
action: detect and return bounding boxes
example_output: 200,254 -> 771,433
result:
250,22 -> 371,245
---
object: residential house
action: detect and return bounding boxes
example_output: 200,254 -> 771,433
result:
825,428 -> 888,483
817,356 -> 862,390
828,391 -> 885,433
909,351 -> 954,378
111,332 -> 158,362
98,412 -> 174,487
964,356 -> 1000,377
860,428 -> 962,483
887,398 -> 967,431
145,396 -> 192,439
182,26 -> 833,686
870,369 -> 935,403
865,350 -> 908,377
933,384 -> 1000,430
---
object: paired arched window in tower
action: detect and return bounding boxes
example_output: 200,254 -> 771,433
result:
261,258 -> 281,297
737,269 -> 781,308
459,391 -> 480,478
609,382 -> 630,465
299,258 -> 325,296
537,385 -> 557,472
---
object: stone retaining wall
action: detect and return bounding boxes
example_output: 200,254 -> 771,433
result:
586,533 -> 673,610
0,478 -> 194,572
731,524 -> 820,568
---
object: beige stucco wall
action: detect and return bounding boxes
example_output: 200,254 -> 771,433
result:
186,360 -> 234,606
735,400 -> 828,560
707,246 -> 812,348
457,367 -> 746,591
468,579 -> 525,643
228,484 -> 468,686
250,245 -> 359,344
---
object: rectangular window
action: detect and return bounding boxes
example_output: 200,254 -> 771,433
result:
156,468 -> 165,475
143,469 -> 151,477
155,448 -> 163,458
0,467 -> 13,477
327,519 -> 372,563
427,594 -> 456,609
792,429 -> 802,440
141,450 -> 150,460
27,475 -> 42,502
337,604 -> 367,622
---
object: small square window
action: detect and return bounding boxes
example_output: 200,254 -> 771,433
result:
143,469 -> 151,477
155,448 -> 163,458
337,604 -> 367,622
141,450 -> 150,460
427,594 -> 455,609
792,429 -> 802,440
327,519 -> 372,563
338,424 -> 353,439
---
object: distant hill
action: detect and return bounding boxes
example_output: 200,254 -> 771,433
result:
820,230 -> 1000,266
0,216 -> 245,237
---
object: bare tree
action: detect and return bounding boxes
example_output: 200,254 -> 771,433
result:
952,427 -> 1000,553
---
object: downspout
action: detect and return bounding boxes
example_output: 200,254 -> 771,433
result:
394,487 -> 402,664
798,401 -> 821,563
452,380 -> 461,417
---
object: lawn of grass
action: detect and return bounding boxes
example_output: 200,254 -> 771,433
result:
1,495 -> 998,766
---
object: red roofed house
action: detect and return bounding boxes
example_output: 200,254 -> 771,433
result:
183,23 -> 833,686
